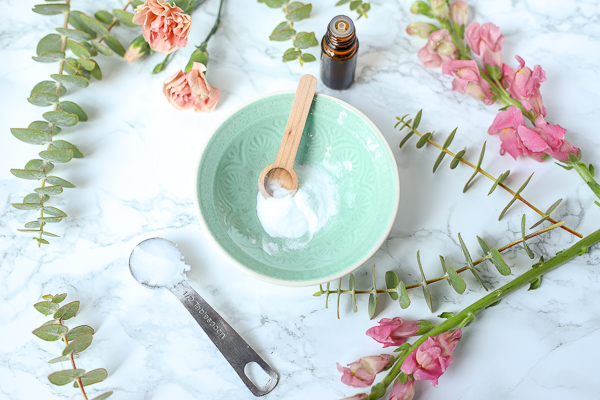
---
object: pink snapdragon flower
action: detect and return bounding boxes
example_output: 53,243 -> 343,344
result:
401,329 -> 462,387
366,317 -> 422,348
487,106 -> 578,161
430,0 -> 450,19
442,60 -> 494,105
132,0 -> 191,54
503,56 -> 547,117
337,355 -> 392,388
418,29 -> 458,68
465,22 -> 503,67
449,0 -> 470,26
389,377 -> 415,400
406,22 -> 437,39
163,62 -> 221,112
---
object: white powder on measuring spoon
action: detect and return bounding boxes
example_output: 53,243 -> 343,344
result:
256,164 -> 337,240
129,238 -> 190,288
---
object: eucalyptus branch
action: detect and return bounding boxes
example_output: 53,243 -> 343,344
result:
395,111 -> 582,238
363,227 -> 600,399
335,0 -> 371,19
258,0 -> 318,65
314,220 -> 565,318
32,294 -> 112,400
10,1 -> 135,246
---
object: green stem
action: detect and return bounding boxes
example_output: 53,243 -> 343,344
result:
200,0 -> 224,47
371,228 -> 600,398
565,160 -> 600,203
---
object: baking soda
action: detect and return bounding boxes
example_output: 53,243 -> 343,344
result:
257,164 -> 337,247
129,239 -> 190,287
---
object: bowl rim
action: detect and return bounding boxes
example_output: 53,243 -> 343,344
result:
193,91 -> 400,287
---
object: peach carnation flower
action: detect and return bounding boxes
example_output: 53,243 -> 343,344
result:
132,0 -> 191,55
163,62 -> 221,112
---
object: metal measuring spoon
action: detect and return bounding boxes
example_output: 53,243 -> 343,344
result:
129,238 -> 279,397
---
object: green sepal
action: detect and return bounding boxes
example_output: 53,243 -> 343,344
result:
385,270 -> 399,300
48,369 -> 86,386
270,22 -> 295,41
113,9 -> 137,27
43,110 -> 79,127
54,301 -> 80,321
28,92 -> 60,107
104,35 -> 126,57
40,148 -> 74,163
415,320 -> 433,335
438,311 -> 455,319
394,342 -> 411,353
486,299 -> 501,309
51,140 -> 84,158
56,27 -> 92,41
58,101 -> 88,122
32,3 -> 70,15
528,277 -> 542,291
43,206 -> 68,217
32,323 -> 68,341
10,128 -> 52,145
74,368 -> 108,388
185,45 -> 209,72
34,301 -> 60,316
10,169 -> 46,180
37,34 -> 62,55
32,51 -> 65,63
51,73 -> 90,88
293,32 -> 318,49
62,333 -> 93,356
46,176 -> 76,188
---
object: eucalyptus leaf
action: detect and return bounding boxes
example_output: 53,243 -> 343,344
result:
336,0 -> 352,4
446,265 -> 466,294
10,169 -> 46,180
74,368 -> 108,388
35,185 -> 64,195
385,271 -> 399,300
11,128 -> 52,145
40,148 -> 74,163
37,34 -> 62,55
38,216 -> 62,224
46,176 -> 76,188
498,173 -> 534,220
104,35 -> 126,57
90,40 -> 113,56
450,148 -> 466,169
31,81 -> 66,98
490,248 -> 511,276
300,53 -> 316,63
62,333 -> 93,356
56,27 -> 92,41
53,293 -> 67,303
32,51 -> 65,63
458,233 -> 487,290
25,189 -> 52,201
264,0 -> 286,8
48,369 -> 86,386
48,355 -> 78,364
35,237 -> 50,245
29,121 -> 61,135
32,324 -> 68,341
293,32 -> 318,49
80,14 -> 110,35
412,110 -> 422,130
286,3 -> 312,22
25,220 -> 42,229
282,47 -> 301,62
28,92 -> 59,107
90,62 -> 103,80
349,273 -> 357,312
57,101 -> 88,122
270,23 -> 295,41
69,11 -> 98,39
32,3 -> 70,15
416,251 -> 433,312
43,231 -> 60,238
17,229 -> 42,233
12,203 -> 43,210
90,392 -> 114,400
113,9 -> 137,27
488,170 -> 510,195
54,301 -> 79,321
25,158 -> 52,171
476,236 -> 490,254
66,325 -> 95,341
367,293 -> 377,319
34,301 -> 60,316
51,140 -> 84,158
399,130 -> 415,149
463,142 -> 486,193
530,198 -> 563,229
43,206 -> 68,217
416,132 -> 432,148
51,73 -> 90,88
398,281 -> 411,309
77,58 -> 96,71
43,110 -> 79,127
67,39 -> 92,58
95,10 -> 115,25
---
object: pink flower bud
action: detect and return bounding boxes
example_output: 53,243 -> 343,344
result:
406,22 -> 437,39
163,62 -> 221,112
124,35 -> 150,63
132,0 -> 191,55
389,377 -> 415,400
366,317 -> 423,348
465,22 -> 503,67
418,29 -> 457,68
431,0 -> 450,19
337,355 -> 392,388
449,1 -> 469,26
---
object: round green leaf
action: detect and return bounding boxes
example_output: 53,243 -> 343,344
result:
69,11 -> 98,39
10,169 -> 46,180
35,185 -> 64,195
74,368 -> 107,388
384,271 -> 399,301
90,40 -> 113,56
48,369 -> 85,386
95,10 -> 115,24
51,73 -> 89,88
53,293 -> 68,303
25,159 -> 54,172
77,58 -> 96,71
35,237 -> 50,245
48,354 -> 78,364
264,0 -> 286,8
42,206 -> 68,217
104,35 -> 125,57
34,301 -> 59,316
31,81 -> 67,97
56,27 -> 92,41
446,265 -> 467,294
28,92 -> 59,107
286,3 -> 312,21
25,221 -> 42,229
24,192 -> 50,203
51,140 -> 84,158
12,203 -> 43,210
38,216 -> 63,224
112,9 -> 137,27
293,32 -> 318,49
46,176 -> 76,188
80,14 -> 110,35
90,62 -> 103,80
90,392 -> 114,400
43,110 -> 79,127
300,53 -> 316,62
32,3 -> 70,15
11,128 -> 52,145
40,148 -> 74,163
57,101 -> 88,122
32,51 -> 65,63
54,301 -> 80,321
282,48 -> 301,62
43,231 -> 60,238
37,34 -> 62,55
67,39 -> 92,58
32,324 -> 68,341
66,325 -> 95,341
62,333 -> 93,356
29,120 -> 61,135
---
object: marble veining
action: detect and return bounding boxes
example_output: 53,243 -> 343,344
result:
1,0 -> 600,399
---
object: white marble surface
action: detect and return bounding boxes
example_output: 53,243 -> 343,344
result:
1,0 -> 600,399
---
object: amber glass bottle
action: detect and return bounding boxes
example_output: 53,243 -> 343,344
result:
320,15 -> 359,90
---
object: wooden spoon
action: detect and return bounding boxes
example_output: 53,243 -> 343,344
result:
258,74 -> 318,198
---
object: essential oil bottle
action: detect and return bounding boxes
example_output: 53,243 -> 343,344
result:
320,15 -> 359,90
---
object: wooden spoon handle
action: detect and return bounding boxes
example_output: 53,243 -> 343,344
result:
273,74 -> 318,171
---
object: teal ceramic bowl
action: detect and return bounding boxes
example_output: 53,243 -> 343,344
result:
195,92 -> 399,286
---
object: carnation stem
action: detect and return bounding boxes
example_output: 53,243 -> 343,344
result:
200,0 -> 225,47
368,228 -> 600,399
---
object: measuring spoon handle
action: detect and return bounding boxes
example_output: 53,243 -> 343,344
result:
170,281 -> 278,397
